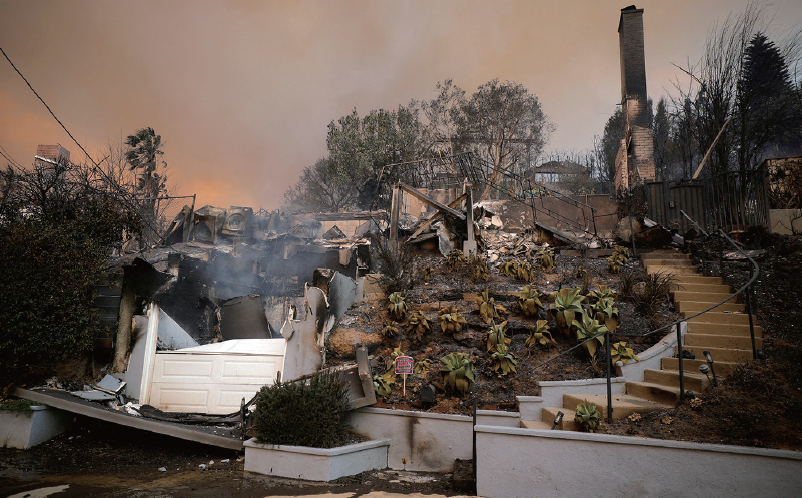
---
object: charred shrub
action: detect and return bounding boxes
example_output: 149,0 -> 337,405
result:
252,371 -> 351,448
371,234 -> 415,294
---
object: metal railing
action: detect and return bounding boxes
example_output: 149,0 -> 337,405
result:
479,215 -> 760,421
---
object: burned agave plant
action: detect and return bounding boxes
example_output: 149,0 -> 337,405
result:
526,320 -> 556,348
387,292 -> 408,321
516,260 -> 536,282
517,285 -> 543,317
438,306 -> 468,335
476,290 -> 506,324
490,343 -> 518,376
486,321 -> 511,352
447,249 -> 467,271
407,311 -> 431,342
468,254 -> 489,282
537,247 -> 555,271
381,321 -> 401,339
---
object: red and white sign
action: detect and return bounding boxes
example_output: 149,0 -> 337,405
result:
394,356 -> 414,375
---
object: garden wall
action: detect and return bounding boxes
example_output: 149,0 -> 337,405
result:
475,425 -> 802,498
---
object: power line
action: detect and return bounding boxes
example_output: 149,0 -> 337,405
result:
0,46 -> 101,169
0,143 -> 23,170
0,45 -> 172,246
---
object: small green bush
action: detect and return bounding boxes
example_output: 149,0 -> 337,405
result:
252,371 -> 351,448
0,399 -> 41,417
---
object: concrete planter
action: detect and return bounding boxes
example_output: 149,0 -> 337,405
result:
0,405 -> 71,449
243,437 -> 390,481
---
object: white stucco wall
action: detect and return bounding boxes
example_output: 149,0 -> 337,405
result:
475,425 -> 802,498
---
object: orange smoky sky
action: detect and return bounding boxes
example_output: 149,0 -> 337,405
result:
1,0 -> 800,211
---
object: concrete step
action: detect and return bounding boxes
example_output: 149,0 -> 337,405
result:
684,332 -> 762,350
677,345 -> 754,364
687,321 -> 762,337
672,291 -> 736,304
661,357 -> 740,376
643,368 -> 710,392
646,265 -> 699,275
625,381 -> 682,405
563,394 -> 672,419
675,300 -> 745,313
642,259 -> 696,267
541,406 -> 577,431
642,250 -> 689,259
520,420 -> 551,430
670,275 -> 724,285
686,312 -> 753,325
669,282 -> 731,293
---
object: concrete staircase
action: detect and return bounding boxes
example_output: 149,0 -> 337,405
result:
520,248 -> 759,431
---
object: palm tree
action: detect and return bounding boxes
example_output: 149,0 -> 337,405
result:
125,127 -> 165,198
125,127 -> 166,243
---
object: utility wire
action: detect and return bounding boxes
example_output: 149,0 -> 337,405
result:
0,45 -> 170,245
0,46 -> 101,168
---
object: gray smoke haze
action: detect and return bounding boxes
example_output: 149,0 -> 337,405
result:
1,0 -> 800,210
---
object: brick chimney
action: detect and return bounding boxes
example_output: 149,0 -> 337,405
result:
616,5 -> 655,192
36,144 -> 70,164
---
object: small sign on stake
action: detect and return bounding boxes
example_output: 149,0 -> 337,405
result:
394,356 -> 414,396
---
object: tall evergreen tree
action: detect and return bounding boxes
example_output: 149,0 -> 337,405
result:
735,32 -> 802,173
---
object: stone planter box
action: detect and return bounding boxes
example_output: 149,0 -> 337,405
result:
1,405 -> 72,449
243,437 -> 390,481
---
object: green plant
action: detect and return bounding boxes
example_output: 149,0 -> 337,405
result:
490,343 -> 518,376
468,254 -> 489,282
407,312 -> 431,342
388,292 -> 408,321
592,298 -> 620,334
252,371 -> 351,448
610,341 -> 640,364
526,320 -> 555,348
373,372 -> 394,398
572,312 -> 607,357
574,399 -> 601,432
633,271 -> 674,316
548,288 -> 586,336
447,249 -> 467,271
537,247 -> 555,271
588,285 -> 617,304
381,321 -> 400,339
0,399 -> 41,417
486,321 -> 511,352
440,352 -> 475,394
438,306 -> 468,335
517,285 -> 543,317
414,358 -> 431,374
476,290 -> 507,324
